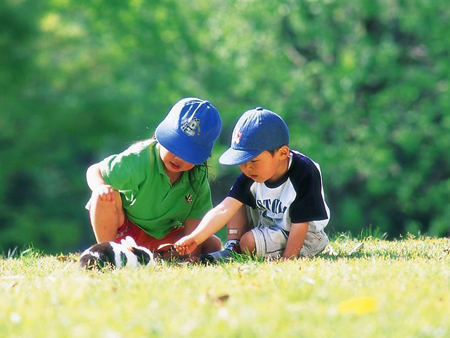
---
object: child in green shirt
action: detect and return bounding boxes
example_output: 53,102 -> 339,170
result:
86,98 -> 222,260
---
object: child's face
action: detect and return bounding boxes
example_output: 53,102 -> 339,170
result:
159,146 -> 195,174
239,147 -> 289,183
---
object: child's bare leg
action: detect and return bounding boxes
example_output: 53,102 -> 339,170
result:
89,190 -> 125,243
226,205 -> 249,241
240,231 -> 256,255
201,235 -> 222,253
199,206 -> 250,263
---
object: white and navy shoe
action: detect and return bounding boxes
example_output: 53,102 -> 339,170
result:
200,240 -> 242,264
79,236 -> 155,270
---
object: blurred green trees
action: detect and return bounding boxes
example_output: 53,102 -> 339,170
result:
1,0 -> 449,254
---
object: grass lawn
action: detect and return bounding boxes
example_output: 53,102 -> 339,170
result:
1,235 -> 449,338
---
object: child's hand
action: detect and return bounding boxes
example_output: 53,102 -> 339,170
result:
94,184 -> 117,202
175,235 -> 199,256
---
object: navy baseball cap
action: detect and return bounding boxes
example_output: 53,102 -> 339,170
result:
219,107 -> 289,166
155,97 -> 222,165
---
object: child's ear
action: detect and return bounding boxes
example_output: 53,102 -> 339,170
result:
278,146 -> 290,159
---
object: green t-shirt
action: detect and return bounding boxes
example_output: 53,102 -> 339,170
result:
99,140 -> 213,239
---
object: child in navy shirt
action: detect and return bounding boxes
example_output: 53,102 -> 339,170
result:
175,107 -> 330,262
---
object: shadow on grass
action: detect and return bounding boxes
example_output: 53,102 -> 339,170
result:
204,235 -> 450,265
318,240 -> 450,261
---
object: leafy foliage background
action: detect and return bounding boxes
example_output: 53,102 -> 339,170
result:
1,0 -> 449,254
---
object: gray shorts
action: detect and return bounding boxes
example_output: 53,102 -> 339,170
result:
246,207 -> 329,258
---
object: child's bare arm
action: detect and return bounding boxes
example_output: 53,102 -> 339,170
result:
282,222 -> 309,259
86,163 -> 116,201
87,163 -> 106,190
175,197 -> 243,255
183,219 -> 203,258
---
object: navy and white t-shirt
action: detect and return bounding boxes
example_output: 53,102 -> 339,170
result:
227,150 -> 330,232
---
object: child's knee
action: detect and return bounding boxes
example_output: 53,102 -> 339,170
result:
91,189 -> 122,208
240,231 -> 256,254
202,235 -> 222,253
89,189 -> 125,226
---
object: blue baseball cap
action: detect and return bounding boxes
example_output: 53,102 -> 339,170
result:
155,98 -> 222,165
219,107 -> 289,166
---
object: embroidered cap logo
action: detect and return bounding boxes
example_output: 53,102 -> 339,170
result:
232,129 -> 242,145
181,118 -> 201,136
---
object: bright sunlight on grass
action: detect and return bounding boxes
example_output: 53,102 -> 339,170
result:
1,235 -> 449,338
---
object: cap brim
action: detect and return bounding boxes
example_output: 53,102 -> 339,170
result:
219,147 -> 263,166
155,123 -> 211,165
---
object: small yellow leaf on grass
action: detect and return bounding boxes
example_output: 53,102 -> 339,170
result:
338,296 -> 378,315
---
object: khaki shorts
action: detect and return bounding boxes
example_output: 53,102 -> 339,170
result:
246,207 -> 329,258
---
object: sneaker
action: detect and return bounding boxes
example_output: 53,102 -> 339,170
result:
200,240 -> 241,264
